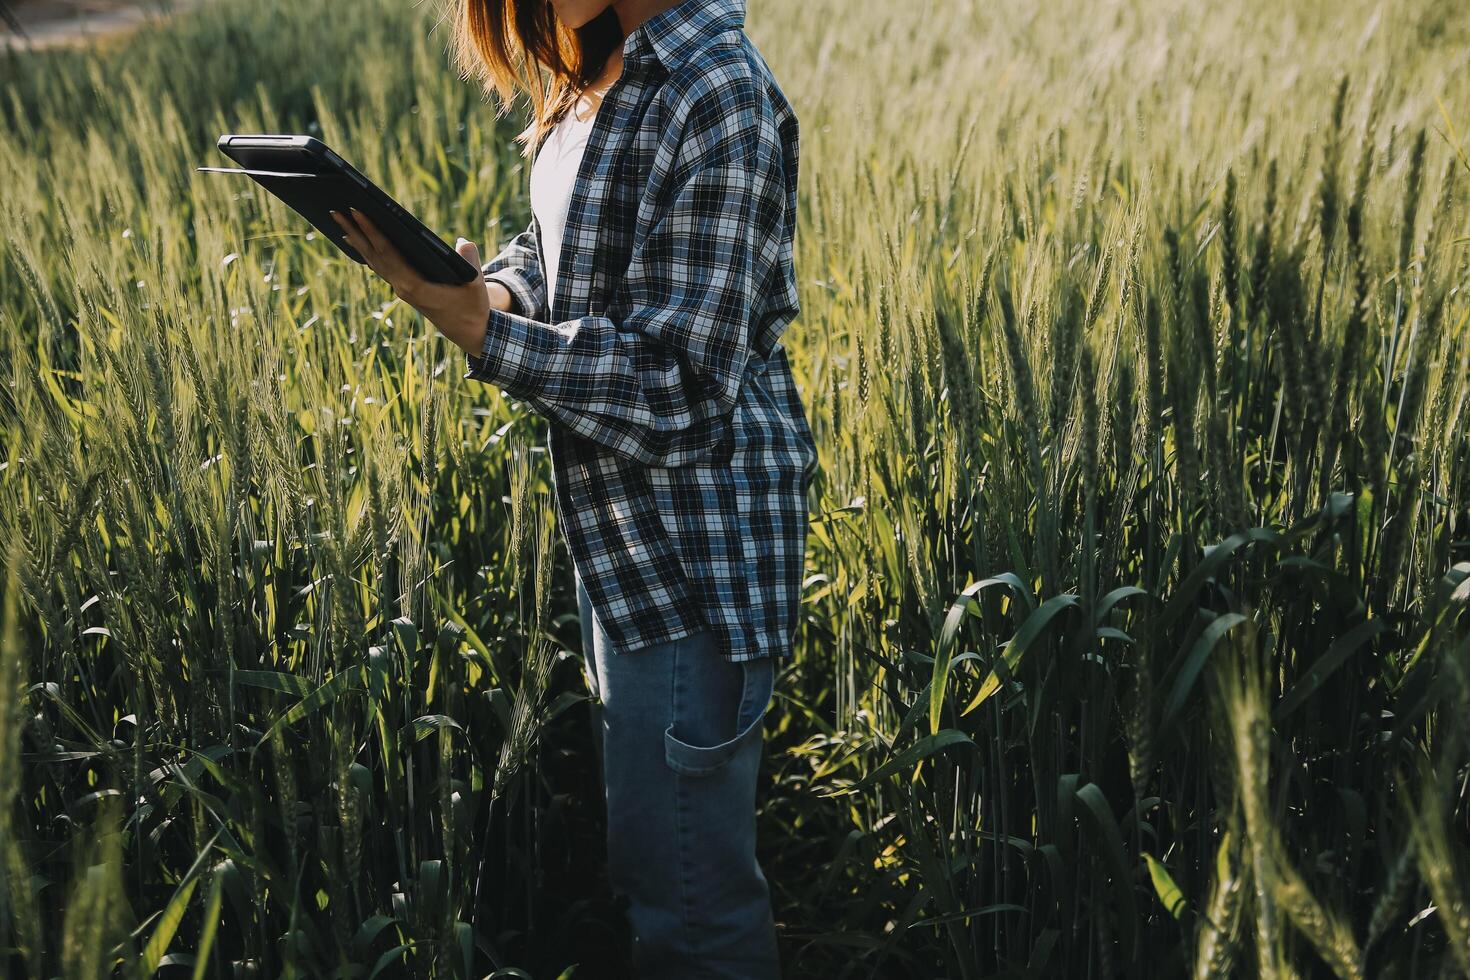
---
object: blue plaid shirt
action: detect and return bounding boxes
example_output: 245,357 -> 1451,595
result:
465,0 -> 816,663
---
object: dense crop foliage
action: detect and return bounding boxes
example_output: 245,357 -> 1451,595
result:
2,0 -> 1468,976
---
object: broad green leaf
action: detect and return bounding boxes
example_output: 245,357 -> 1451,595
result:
851,730 -> 976,791
142,875 -> 198,972
257,671 -> 362,747
1156,528 -> 1281,634
1093,585 -> 1154,625
1144,853 -> 1187,919
1274,619 -> 1385,721
190,870 -> 224,980
404,714 -> 464,742
932,575 -> 1027,734
907,904 -> 1028,928
1160,612 -> 1249,733
366,944 -> 411,980
961,594 -> 1080,716
1076,783 -> 1137,956
232,669 -> 316,697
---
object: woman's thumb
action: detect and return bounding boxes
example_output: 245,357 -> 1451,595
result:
455,237 -> 481,267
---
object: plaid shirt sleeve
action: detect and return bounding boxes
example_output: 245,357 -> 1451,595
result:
479,218 -> 548,323
465,76 -> 773,468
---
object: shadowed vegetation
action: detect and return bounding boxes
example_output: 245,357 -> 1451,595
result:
2,0 -> 1468,976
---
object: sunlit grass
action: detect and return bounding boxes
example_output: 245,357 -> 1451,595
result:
2,0 -> 1468,975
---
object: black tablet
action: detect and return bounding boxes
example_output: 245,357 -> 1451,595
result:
201,134 -> 479,285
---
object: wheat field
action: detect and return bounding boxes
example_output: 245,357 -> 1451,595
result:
2,0 -> 1468,976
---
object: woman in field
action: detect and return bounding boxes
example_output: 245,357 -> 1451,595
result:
326,0 -> 815,975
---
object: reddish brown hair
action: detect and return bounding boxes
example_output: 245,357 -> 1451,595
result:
448,0 -> 623,155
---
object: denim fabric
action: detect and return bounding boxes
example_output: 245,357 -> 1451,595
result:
576,570 -> 782,979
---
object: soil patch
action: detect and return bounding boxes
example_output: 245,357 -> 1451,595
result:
2,0 -> 214,50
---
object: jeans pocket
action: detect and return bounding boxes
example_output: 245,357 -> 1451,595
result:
664,655 -> 775,777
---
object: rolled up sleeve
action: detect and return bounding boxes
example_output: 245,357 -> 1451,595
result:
480,218 -> 547,321
465,77 -> 777,468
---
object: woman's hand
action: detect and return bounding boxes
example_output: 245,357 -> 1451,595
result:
329,207 -> 514,356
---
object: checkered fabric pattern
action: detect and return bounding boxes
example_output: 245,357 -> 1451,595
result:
465,0 -> 816,663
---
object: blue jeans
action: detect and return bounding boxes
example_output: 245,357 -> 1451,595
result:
575,571 -> 782,979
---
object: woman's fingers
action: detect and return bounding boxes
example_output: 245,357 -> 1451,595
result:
330,208 -> 424,300
348,208 -> 393,255
330,209 -> 373,261
322,212 -> 490,350
352,210 -> 416,283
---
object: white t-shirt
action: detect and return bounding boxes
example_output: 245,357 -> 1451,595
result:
529,94 -> 601,316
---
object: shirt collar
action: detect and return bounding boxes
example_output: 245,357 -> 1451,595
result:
621,0 -> 746,72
